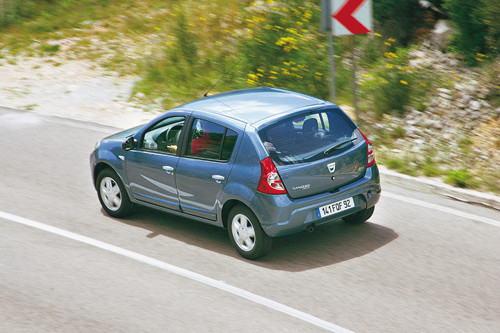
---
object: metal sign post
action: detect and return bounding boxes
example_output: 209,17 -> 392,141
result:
321,0 -> 336,104
322,0 -> 372,111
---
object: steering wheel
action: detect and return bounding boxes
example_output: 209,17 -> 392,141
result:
167,125 -> 182,143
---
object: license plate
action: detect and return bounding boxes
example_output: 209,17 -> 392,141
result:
317,197 -> 355,218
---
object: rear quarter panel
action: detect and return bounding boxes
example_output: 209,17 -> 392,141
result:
219,126 -> 268,215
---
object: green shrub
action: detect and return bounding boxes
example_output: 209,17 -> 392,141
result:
368,48 -> 413,117
445,169 -> 477,188
444,0 -> 499,64
422,164 -> 443,177
373,0 -> 427,46
238,1 -> 329,99
386,157 -> 405,170
40,44 -> 60,53
134,1 -> 244,106
392,126 -> 406,139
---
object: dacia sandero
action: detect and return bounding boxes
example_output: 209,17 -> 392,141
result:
90,87 -> 381,259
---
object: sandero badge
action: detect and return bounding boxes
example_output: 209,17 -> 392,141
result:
90,88 -> 381,259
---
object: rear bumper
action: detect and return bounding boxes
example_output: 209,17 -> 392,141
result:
251,164 -> 381,237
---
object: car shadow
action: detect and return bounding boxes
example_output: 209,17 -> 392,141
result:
109,206 -> 398,272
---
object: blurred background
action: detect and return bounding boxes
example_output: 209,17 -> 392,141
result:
0,0 -> 498,193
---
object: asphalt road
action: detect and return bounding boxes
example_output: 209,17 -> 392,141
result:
1,107 -> 499,332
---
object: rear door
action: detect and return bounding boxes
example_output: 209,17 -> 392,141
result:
175,118 -> 239,220
259,108 -> 367,199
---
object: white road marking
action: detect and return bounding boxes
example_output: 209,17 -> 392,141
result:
0,210 -> 354,333
384,192 -> 500,228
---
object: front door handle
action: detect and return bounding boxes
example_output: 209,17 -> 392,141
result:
212,175 -> 225,183
162,165 -> 174,175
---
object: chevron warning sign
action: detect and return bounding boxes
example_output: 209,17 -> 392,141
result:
331,0 -> 372,36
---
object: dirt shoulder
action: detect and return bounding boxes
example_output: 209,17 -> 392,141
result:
0,56 -> 159,129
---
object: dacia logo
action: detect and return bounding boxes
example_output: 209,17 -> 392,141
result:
327,162 -> 336,173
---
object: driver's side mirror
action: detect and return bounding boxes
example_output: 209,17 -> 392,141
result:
122,137 -> 137,151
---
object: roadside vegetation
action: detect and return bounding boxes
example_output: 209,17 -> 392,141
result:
0,0 -> 498,193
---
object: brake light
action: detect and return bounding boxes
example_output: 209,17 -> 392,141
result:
360,130 -> 375,167
257,157 -> 287,194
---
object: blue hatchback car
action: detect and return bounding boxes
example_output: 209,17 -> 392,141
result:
90,88 -> 381,259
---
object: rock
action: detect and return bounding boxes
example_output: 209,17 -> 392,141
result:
439,92 -> 452,100
431,20 -> 455,51
437,88 -> 452,94
481,100 -> 491,108
469,100 -> 481,111
438,99 -> 452,110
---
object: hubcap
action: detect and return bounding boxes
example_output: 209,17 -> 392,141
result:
231,214 -> 256,252
100,177 -> 122,211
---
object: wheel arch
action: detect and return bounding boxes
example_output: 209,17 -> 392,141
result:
93,162 -> 118,190
221,199 -> 243,229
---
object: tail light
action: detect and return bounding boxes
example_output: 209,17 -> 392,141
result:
360,130 -> 375,167
257,157 -> 287,194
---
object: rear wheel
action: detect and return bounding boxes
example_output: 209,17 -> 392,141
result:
342,206 -> 374,225
97,169 -> 133,218
228,205 -> 272,260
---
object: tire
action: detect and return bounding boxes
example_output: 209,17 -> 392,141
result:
342,206 -> 374,225
96,168 -> 134,218
227,205 -> 272,260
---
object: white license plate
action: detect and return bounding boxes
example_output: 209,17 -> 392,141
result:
317,197 -> 355,218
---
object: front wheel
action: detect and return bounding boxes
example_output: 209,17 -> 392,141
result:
227,205 -> 272,260
96,169 -> 133,218
342,206 -> 374,225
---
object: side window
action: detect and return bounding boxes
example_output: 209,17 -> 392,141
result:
141,116 -> 185,154
221,129 -> 238,160
187,119 -> 238,161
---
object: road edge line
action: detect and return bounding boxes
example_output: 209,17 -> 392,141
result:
384,191 -> 500,228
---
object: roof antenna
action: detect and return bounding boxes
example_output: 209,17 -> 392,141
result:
204,57 -> 241,97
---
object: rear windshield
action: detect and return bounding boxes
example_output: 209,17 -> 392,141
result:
259,108 -> 357,165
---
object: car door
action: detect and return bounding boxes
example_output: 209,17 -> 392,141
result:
175,118 -> 239,221
125,115 -> 186,211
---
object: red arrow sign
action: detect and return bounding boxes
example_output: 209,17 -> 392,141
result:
333,0 -> 371,35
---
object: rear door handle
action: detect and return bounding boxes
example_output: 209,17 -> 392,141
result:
212,175 -> 225,183
162,166 -> 174,175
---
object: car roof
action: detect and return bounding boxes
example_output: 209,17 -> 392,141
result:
176,87 -> 331,125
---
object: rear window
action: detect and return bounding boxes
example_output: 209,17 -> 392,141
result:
259,109 -> 357,165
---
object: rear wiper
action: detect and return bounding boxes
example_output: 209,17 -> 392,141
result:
323,138 -> 356,155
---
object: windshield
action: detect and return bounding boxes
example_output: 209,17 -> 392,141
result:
259,108 -> 357,166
